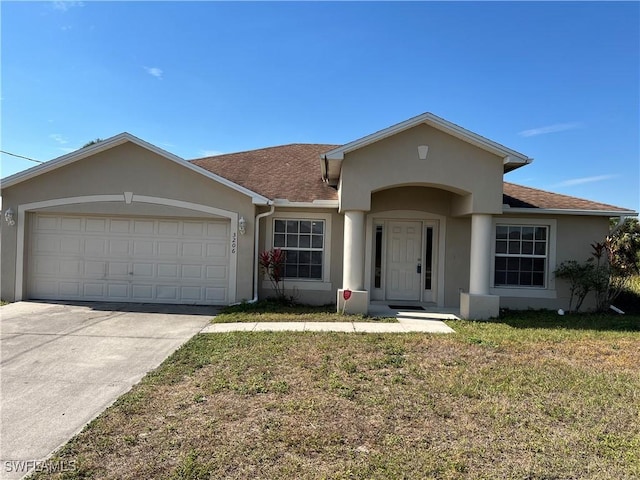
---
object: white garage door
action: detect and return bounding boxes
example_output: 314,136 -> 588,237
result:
28,213 -> 230,305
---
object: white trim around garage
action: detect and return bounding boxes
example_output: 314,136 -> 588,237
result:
15,193 -> 239,303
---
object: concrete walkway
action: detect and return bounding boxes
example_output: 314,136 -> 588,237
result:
202,315 -> 456,334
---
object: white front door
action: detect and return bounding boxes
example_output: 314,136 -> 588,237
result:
386,221 -> 422,301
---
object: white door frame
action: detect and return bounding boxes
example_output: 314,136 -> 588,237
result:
364,210 -> 446,306
14,193 -> 238,302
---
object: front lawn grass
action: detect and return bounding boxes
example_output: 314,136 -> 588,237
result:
212,300 -> 397,323
36,312 -> 640,480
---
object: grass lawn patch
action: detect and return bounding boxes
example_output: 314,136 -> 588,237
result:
213,300 -> 397,323
35,314 -> 640,480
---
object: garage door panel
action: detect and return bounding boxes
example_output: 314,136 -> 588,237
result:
133,240 -> 154,255
86,218 -> 107,232
60,217 -> 82,231
85,261 -> 106,276
109,262 -> 130,276
34,236 -> 60,254
107,284 -> 129,298
60,282 -> 80,296
206,266 -> 227,279
183,222 -> 205,236
181,265 -> 202,279
181,286 -> 203,301
207,222 -> 228,237
132,285 -> 153,299
133,263 -> 154,277
158,242 -> 179,256
109,240 -> 130,255
206,287 -> 226,302
207,242 -> 228,257
35,258 -> 60,275
36,216 -> 58,230
110,219 -> 131,233
60,260 -> 82,276
29,214 -> 230,305
85,238 -> 106,255
158,264 -> 179,278
156,285 -> 178,300
158,221 -> 180,235
84,283 -> 105,297
33,279 -> 58,297
61,237 -> 82,254
182,243 -> 203,257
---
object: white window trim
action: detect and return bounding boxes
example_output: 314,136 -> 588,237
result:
263,211 -> 332,291
490,217 -> 557,298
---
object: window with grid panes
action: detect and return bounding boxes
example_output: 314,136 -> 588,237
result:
494,225 -> 548,287
273,219 -> 324,279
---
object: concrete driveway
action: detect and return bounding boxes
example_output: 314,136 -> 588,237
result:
0,301 -> 215,480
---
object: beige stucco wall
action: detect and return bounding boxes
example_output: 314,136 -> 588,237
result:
339,123 -> 505,215
497,214 -> 611,311
1,142 -> 256,302
257,207 -> 344,305
443,217 -> 471,307
369,186 -> 453,216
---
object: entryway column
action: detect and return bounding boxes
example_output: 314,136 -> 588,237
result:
338,210 -> 369,314
469,213 -> 492,295
461,213 -> 500,320
343,210 -> 365,290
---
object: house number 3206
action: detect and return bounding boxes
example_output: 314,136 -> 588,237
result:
231,232 -> 237,254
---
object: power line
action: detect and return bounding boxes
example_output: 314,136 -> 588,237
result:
0,150 -> 44,164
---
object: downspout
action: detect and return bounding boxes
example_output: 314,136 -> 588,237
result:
248,202 -> 275,303
610,215 -> 627,235
322,155 -> 329,183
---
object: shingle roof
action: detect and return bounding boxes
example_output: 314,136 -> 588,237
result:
503,182 -> 630,212
190,144 -> 632,213
190,144 -> 339,203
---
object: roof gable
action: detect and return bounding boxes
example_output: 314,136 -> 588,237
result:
1,133 -> 270,204
322,112 -> 533,176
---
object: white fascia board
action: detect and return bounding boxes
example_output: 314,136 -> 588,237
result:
1,133 -> 133,189
502,207 -> 638,217
272,199 -> 339,208
324,112 -> 533,165
0,132 -> 271,205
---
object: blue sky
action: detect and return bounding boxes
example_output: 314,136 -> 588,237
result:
2,1 -> 639,211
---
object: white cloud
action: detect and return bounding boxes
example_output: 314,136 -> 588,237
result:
49,133 -> 69,145
144,66 -> 163,79
52,1 -> 85,12
550,174 -> 618,188
198,149 -> 224,157
518,122 -> 582,137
